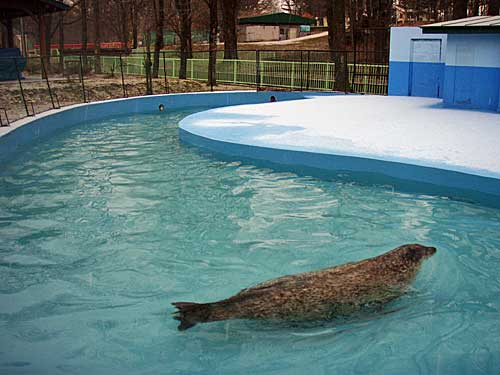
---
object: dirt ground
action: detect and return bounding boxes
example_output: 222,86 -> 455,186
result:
0,74 -> 253,124
172,34 -> 330,52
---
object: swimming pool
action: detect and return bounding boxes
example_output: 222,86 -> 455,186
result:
1,106 -> 500,374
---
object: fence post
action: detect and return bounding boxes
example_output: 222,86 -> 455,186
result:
300,51 -> 303,91
291,61 -> 295,89
13,57 -> 30,117
352,48 -> 357,90
326,62 -> 332,90
255,50 -> 261,91
233,59 -> 237,84
79,54 -> 87,103
209,50 -> 214,92
163,51 -> 169,94
190,59 -> 194,79
0,109 -> 9,126
40,55 -> 57,109
344,51 -> 349,94
306,51 -> 311,91
119,54 -> 127,97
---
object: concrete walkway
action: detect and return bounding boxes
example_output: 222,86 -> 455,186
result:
180,95 -> 500,179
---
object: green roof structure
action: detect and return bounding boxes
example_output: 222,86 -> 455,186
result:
239,12 -> 315,26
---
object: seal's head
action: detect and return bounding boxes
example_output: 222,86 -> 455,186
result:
396,243 -> 437,264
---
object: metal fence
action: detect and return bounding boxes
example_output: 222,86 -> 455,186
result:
0,49 -> 388,125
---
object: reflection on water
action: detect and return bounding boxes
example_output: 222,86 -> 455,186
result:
0,109 -> 500,374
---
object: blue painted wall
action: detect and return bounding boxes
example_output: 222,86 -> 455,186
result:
409,62 -> 445,98
0,91 -> 310,162
388,61 -> 411,96
2,91 -> 499,209
179,128 -> 500,209
443,66 -> 500,110
442,34 -> 500,112
390,28 -> 500,112
389,61 -> 445,98
388,28 -> 447,98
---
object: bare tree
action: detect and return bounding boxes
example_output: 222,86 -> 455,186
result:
93,0 -> 101,74
281,0 -> 309,14
81,0 -> 88,71
153,0 -> 165,78
174,0 -> 192,79
487,0 -> 499,14
452,0 -> 468,18
326,0 -> 348,91
240,0 -> 278,14
131,0 -> 139,49
221,0 -> 238,59
119,0 -> 130,50
58,13 -> 64,73
145,28 -> 154,95
205,0 -> 217,87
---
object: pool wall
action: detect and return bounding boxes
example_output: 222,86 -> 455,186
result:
2,91 -> 499,209
179,128 -> 500,209
0,91 -> 308,162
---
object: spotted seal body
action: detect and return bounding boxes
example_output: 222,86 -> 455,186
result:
172,244 -> 436,330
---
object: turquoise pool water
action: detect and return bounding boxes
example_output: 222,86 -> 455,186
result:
1,109 -> 500,374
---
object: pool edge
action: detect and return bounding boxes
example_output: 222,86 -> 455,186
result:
179,127 -> 500,209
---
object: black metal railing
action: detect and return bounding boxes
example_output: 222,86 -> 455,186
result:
0,49 -> 388,124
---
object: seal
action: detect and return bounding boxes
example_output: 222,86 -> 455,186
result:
172,243 -> 436,330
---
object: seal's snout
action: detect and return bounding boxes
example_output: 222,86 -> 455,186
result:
416,244 -> 437,259
426,246 -> 437,256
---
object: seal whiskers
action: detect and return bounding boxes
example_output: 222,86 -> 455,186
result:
172,244 -> 436,331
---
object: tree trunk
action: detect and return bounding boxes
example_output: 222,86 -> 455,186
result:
38,13 -> 48,79
153,0 -> 165,78
487,0 -> 499,14
93,0 -> 101,74
372,0 -> 390,56
131,2 -> 138,49
145,31 -> 153,95
4,18 -> 14,48
81,0 -> 88,72
119,0 -> 129,51
44,14 -> 52,71
221,0 -> 239,59
326,0 -> 348,91
471,0 -> 479,15
58,13 -> 64,74
174,0 -> 192,79
452,0 -> 467,19
208,0 -> 218,87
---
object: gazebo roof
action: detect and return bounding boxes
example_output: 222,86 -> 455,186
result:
0,0 -> 69,20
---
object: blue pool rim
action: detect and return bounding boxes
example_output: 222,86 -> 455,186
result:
1,91 -> 499,209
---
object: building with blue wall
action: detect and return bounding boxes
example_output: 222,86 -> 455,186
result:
389,16 -> 500,112
388,27 -> 447,98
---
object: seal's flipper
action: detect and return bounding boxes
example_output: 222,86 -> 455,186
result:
172,302 -> 211,331
173,314 -> 197,330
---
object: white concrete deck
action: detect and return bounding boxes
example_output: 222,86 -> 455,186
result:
179,96 -> 500,179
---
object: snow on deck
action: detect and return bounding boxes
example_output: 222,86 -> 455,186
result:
179,96 -> 500,179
